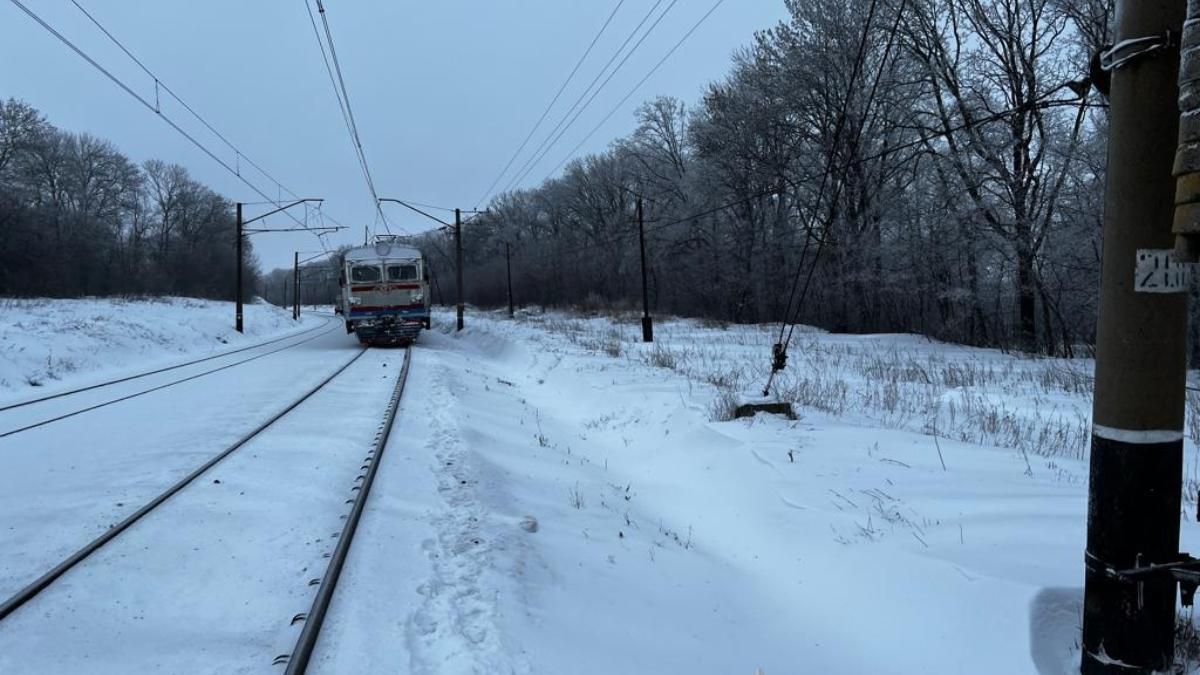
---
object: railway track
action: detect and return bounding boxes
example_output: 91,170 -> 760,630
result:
0,316 -> 333,415
0,318 -> 339,439
279,345 -> 412,674
0,345 -> 413,673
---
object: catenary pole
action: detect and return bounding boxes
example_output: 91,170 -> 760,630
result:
235,202 -> 244,333
455,208 -> 464,331
1082,1 -> 1187,672
293,252 -> 300,321
506,242 -> 514,318
637,196 -> 653,342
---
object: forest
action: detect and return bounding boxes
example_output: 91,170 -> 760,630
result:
4,0 -> 1176,359
0,98 -> 260,299
404,0 -> 1125,357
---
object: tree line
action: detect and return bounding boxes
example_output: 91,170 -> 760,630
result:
413,0 -> 1124,356
0,98 -> 260,299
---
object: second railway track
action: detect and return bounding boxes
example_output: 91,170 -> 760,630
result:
0,315 -> 334,414
0,317 -> 339,439
0,345 -> 413,673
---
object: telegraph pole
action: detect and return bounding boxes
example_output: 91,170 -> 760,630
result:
236,202 -> 244,333
1082,2 -> 1187,672
455,207 -> 464,331
293,252 -> 300,321
505,242 -> 514,318
637,197 -> 653,342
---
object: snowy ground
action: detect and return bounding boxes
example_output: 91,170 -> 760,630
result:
1,301 -> 1198,674
318,307 -> 1200,675
0,296 -> 321,397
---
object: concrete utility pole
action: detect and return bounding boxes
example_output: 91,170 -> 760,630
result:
235,203 -> 244,333
1082,2 -> 1187,672
455,207 -> 464,331
505,241 -> 514,318
637,197 -> 653,342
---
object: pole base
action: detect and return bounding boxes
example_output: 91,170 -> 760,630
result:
733,393 -> 795,420
642,316 -> 653,342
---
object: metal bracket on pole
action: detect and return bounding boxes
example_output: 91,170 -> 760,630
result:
1087,550 -> 1200,607
1099,32 -> 1178,72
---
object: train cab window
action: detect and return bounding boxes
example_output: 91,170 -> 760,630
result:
387,264 -> 418,281
351,265 -> 381,283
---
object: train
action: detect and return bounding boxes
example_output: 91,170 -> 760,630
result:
335,236 -> 431,346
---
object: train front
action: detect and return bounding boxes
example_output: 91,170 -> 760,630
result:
340,242 -> 430,346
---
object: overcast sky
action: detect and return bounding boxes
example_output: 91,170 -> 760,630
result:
1,1 -> 788,271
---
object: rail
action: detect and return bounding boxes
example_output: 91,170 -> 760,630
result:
281,346 -> 413,673
0,345 -> 368,622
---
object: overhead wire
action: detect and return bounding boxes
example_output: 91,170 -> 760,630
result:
543,0 -> 728,180
68,0 -> 296,200
398,199 -> 457,214
304,0 -> 395,236
498,0 -> 675,196
474,0 -> 628,209
8,0 -> 338,238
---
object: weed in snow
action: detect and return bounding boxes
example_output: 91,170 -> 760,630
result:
568,483 -> 585,510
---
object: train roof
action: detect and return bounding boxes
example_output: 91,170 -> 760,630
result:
343,241 -> 423,263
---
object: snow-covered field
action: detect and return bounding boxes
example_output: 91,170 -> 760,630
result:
0,296 -> 321,397
2,299 -> 1198,674
323,307 -> 1199,675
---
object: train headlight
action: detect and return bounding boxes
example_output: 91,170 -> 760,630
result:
349,296 -> 362,305
412,292 -> 424,303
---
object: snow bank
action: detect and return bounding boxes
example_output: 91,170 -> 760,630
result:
0,297 -> 321,398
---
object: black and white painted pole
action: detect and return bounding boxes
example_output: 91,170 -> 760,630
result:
1082,1 -> 1188,671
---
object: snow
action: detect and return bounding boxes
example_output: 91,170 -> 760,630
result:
0,296 -> 321,399
316,308 -> 1198,674
2,302 -> 1199,673
0,342 -> 400,674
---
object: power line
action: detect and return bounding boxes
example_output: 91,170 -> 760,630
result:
543,0 -> 728,180
68,0 -> 299,201
395,199 -> 457,214
474,0 -> 627,209
303,0 -> 356,149
499,0 -> 676,196
511,0 -> 691,189
504,0 -> 677,194
305,0 -> 394,235
8,0 -> 329,236
309,0 -> 388,234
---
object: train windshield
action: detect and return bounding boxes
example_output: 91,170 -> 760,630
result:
387,264 -> 418,281
350,265 -> 381,283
